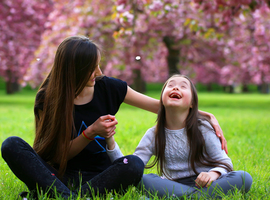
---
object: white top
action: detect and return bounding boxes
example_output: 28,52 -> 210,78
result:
107,121 -> 232,180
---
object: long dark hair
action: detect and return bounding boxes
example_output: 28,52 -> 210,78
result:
146,74 -> 232,180
33,36 -> 101,178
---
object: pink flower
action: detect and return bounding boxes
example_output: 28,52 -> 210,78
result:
123,158 -> 128,164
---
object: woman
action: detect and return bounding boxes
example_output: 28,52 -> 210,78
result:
1,36 -> 226,199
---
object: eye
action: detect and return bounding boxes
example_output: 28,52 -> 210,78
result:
167,84 -> 173,87
181,85 -> 187,89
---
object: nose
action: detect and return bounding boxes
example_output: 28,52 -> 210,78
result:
95,66 -> 102,76
173,86 -> 179,91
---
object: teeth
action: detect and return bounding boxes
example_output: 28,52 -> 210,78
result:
169,93 -> 181,99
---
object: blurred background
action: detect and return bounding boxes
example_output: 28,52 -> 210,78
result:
1,0 -> 270,94
1,2 -> 270,199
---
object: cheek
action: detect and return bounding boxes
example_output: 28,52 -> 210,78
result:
183,92 -> 193,105
161,89 -> 169,102
161,93 -> 166,104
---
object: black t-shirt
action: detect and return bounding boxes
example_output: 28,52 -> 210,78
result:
35,76 -> 127,172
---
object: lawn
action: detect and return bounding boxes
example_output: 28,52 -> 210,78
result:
0,87 -> 270,199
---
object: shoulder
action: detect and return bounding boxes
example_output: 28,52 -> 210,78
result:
198,120 -> 221,145
198,120 -> 214,134
146,126 -> 156,135
96,76 -> 128,103
137,126 -> 156,148
96,75 -> 127,87
141,126 -> 156,140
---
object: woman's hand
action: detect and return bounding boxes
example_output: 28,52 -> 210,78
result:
199,110 -> 228,154
195,171 -> 221,188
85,115 -> 118,139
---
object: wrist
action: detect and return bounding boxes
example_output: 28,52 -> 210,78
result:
83,126 -> 97,141
209,171 -> 221,178
82,131 -> 95,141
85,126 -> 97,139
106,137 -> 115,150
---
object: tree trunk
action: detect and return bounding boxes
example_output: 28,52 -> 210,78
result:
228,85 -> 234,93
6,69 -> 20,94
260,83 -> 269,94
6,80 -> 20,94
207,84 -> 212,91
163,36 -> 180,77
131,69 -> 146,93
224,85 -> 234,93
242,84 -> 249,93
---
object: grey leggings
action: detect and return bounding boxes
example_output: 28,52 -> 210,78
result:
142,171 -> 252,198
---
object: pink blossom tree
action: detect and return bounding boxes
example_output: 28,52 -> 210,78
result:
0,0 -> 53,93
214,3 -> 270,93
109,0 -> 270,92
25,0 -> 120,88
24,0 -> 270,93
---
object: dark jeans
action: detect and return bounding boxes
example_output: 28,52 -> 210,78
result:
142,171 -> 252,198
1,136 -> 144,198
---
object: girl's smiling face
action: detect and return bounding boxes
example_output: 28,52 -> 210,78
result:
162,76 -> 193,110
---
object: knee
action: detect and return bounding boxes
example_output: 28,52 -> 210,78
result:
143,173 -> 159,182
142,174 -> 159,187
239,171 -> 253,192
116,155 -> 144,180
1,136 -> 24,159
124,155 -> 144,175
234,170 -> 253,192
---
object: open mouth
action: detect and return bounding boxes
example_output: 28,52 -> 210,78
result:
169,92 -> 181,99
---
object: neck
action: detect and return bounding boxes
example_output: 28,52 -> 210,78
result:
74,86 -> 94,105
165,107 -> 189,130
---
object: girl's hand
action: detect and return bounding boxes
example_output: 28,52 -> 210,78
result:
195,171 -> 221,188
199,110 -> 228,154
85,115 -> 118,139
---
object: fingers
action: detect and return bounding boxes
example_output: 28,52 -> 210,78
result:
101,115 -> 118,127
220,132 -> 228,154
221,134 -> 225,150
106,126 -> 116,138
213,124 -> 229,154
206,178 -> 214,187
90,115 -> 118,138
102,116 -> 117,138
100,114 -> 116,121
224,139 -> 228,154
213,124 -> 221,137
195,172 -> 210,188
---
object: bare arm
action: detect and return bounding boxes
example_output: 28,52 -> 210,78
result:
199,110 -> 228,154
123,86 -> 159,114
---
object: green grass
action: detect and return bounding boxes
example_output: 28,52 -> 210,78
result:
0,87 -> 270,199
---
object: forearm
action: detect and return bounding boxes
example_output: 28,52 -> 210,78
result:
106,140 -> 124,162
68,128 -> 97,160
124,86 -> 159,114
106,136 -> 115,150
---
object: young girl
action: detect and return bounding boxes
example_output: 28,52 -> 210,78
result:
107,74 -> 252,198
1,36 -> 226,199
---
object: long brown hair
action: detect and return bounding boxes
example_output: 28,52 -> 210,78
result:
146,74 -> 232,180
33,36 -> 101,177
